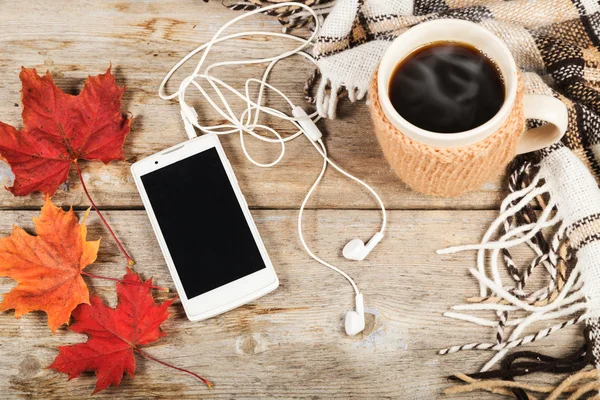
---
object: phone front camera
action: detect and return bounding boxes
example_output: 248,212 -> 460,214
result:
155,161 -> 158,164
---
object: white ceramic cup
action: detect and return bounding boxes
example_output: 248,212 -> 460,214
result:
377,19 -> 568,153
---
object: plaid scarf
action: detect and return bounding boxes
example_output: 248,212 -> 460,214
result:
225,0 -> 600,395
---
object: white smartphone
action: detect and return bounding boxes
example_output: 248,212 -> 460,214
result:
131,134 -> 279,321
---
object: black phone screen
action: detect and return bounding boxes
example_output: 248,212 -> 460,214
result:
140,147 -> 267,299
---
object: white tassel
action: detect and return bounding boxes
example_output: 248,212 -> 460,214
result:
314,76 -> 342,119
440,313 -> 588,356
444,301 -> 588,328
468,264 -> 581,314
437,161 -> 587,370
440,148 -> 600,376
315,77 -> 330,118
437,196 -> 558,254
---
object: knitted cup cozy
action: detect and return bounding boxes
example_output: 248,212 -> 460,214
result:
369,69 -> 526,197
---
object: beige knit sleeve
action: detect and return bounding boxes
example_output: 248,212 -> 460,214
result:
369,69 -> 526,197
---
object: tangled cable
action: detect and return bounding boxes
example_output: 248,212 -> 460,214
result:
157,3 -> 387,326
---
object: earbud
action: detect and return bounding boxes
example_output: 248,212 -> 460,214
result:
345,293 -> 365,336
343,232 -> 384,261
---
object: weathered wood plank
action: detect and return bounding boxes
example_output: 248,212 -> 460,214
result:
0,1 -> 575,399
0,209 -> 581,399
0,0 -> 507,211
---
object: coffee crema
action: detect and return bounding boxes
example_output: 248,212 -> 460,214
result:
388,41 -> 505,134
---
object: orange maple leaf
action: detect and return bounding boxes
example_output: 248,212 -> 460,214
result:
0,198 -> 99,332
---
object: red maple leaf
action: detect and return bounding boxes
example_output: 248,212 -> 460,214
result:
0,67 -> 134,264
0,67 -> 131,196
49,268 -> 211,393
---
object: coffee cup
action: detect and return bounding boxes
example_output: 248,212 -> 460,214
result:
370,19 -> 568,197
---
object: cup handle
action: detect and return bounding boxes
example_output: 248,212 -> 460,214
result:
516,94 -> 569,154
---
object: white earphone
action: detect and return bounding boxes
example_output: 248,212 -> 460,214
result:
158,2 -> 386,336
293,107 -> 385,335
343,232 -> 385,261
345,293 -> 365,336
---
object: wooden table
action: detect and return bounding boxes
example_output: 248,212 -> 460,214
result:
0,1 -> 581,398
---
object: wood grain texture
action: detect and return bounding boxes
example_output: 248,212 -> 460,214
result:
0,1 -> 580,399
0,210 -> 581,399
0,0 -> 507,211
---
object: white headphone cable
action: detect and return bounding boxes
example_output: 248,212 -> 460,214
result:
158,2 -> 387,328
298,137 -> 387,295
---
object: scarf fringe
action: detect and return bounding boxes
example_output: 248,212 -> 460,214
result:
445,326 -> 597,398
223,0 -> 335,32
438,158 -> 600,397
438,163 -> 587,366
314,77 -> 365,118
446,368 -> 599,399
315,76 -> 339,119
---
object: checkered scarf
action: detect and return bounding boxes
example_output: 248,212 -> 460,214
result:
312,0 -> 600,395
224,0 -> 600,395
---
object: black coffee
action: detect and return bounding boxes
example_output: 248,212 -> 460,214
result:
389,41 -> 505,134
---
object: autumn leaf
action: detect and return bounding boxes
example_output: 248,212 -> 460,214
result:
49,268 -> 211,394
0,67 -> 131,197
0,67 -> 133,264
0,198 -> 99,333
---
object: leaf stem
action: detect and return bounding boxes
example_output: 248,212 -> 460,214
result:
74,160 -> 134,266
80,271 -> 170,292
135,348 -> 213,388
